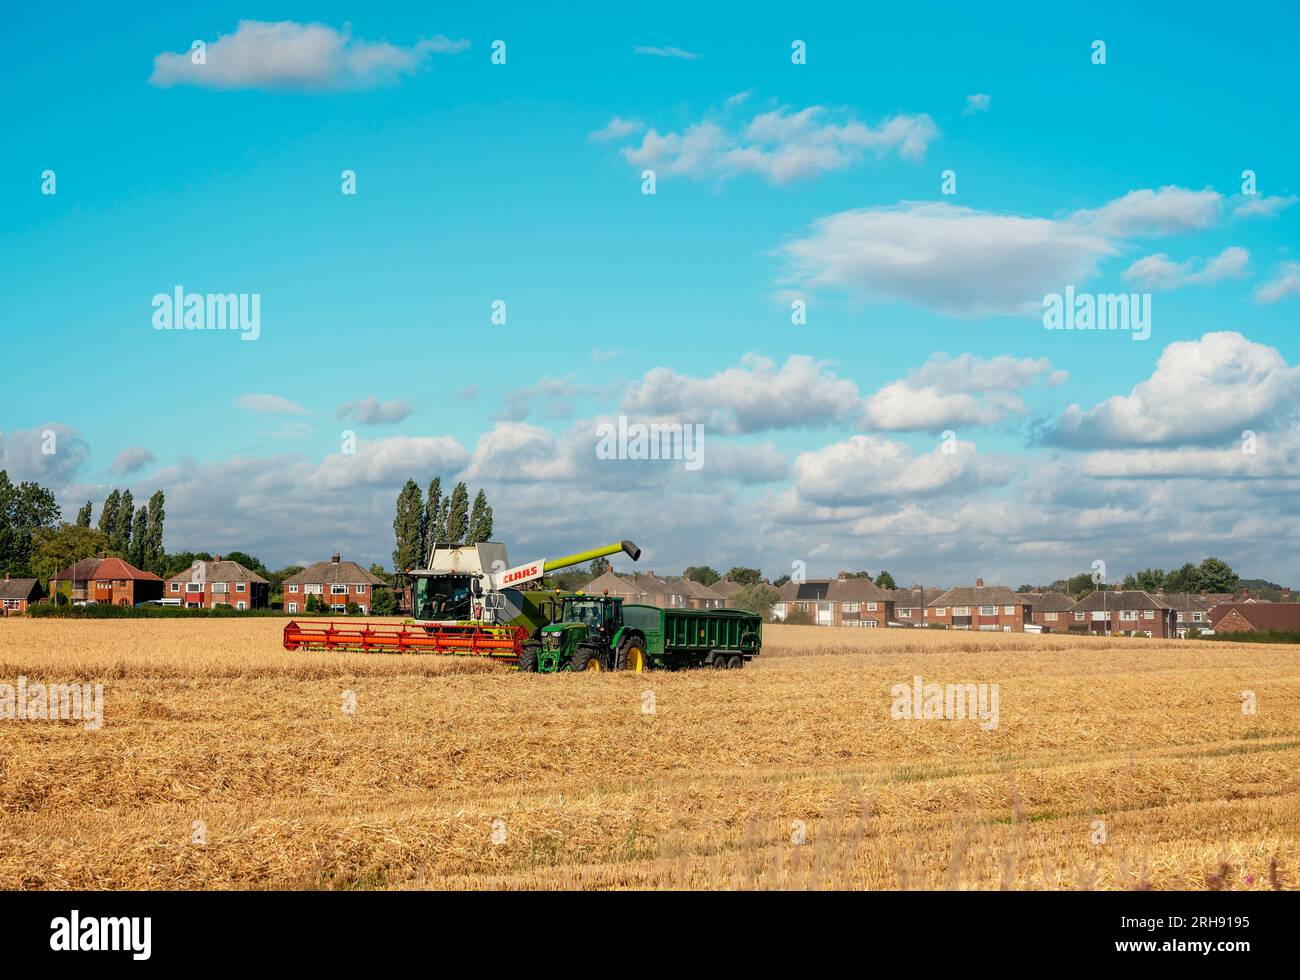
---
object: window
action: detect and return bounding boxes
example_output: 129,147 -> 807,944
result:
1004,605 -> 1015,615
288,602 -> 298,613
979,606 -> 996,616
1143,609 -> 1155,619
866,602 -> 878,612
354,584 -> 365,594
357,606 -> 367,615
1192,612 -> 1203,622
186,583 -> 203,593
330,604 -> 345,613
289,584 -> 299,593
236,582 -> 246,593
236,602 -> 246,610
899,608 -> 912,617
3,599 -> 21,611
1074,612 -> 1085,621
331,585 -> 348,595
935,607 -> 947,616
212,583 -> 228,594
305,584 -> 323,595
170,582 -> 180,592
1120,610 -> 1137,621
842,602 -> 859,613
1043,612 -> 1058,621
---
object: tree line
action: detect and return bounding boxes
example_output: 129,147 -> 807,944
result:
392,478 -> 494,572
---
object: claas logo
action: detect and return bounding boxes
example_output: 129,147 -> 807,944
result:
503,564 -> 540,584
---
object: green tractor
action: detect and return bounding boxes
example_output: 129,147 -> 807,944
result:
520,594 -> 648,673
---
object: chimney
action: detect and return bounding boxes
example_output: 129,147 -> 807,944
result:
838,570 -> 847,581
331,552 -> 340,564
214,555 -> 222,563
975,577 -> 984,588
1284,587 -> 1292,602
1033,587 -> 1042,594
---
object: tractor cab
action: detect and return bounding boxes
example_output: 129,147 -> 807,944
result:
528,593 -> 637,673
558,594 -> 623,638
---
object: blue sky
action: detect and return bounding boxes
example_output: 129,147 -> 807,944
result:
3,3 -> 1298,584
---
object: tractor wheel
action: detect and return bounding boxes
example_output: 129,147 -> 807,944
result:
517,643 -> 539,673
726,655 -> 743,670
615,637 -> 648,672
711,656 -> 728,670
570,644 -> 606,673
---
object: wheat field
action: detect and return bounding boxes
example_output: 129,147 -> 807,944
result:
0,618 -> 1296,890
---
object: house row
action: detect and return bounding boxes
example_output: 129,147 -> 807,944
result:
771,573 -> 1300,638
580,571 -> 738,610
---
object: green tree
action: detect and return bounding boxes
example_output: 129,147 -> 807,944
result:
108,489 -> 133,556
368,564 -> 394,587
97,489 -> 120,538
392,480 -> 424,572
371,587 -> 398,615
728,582 -> 780,621
128,506 -> 148,568
223,551 -> 270,578
772,574 -> 791,588
1164,562 -> 1200,593
422,477 -> 442,560
874,570 -> 897,590
32,523 -> 109,591
444,482 -> 470,545
1196,557 -> 1240,593
783,607 -> 815,625
683,565 -> 720,586
842,570 -> 873,579
1121,567 -> 1166,592
75,501 -> 93,527
726,566 -> 761,586
144,491 -> 166,574
0,473 -> 61,575
466,489 -> 494,544
588,557 -> 611,577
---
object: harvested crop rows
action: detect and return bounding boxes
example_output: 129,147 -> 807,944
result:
1,619 -> 1296,889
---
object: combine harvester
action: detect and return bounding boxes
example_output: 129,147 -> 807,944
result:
282,539 -> 640,660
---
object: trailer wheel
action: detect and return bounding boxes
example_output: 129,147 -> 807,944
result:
726,655 -> 743,670
570,645 -> 606,672
711,656 -> 728,670
517,643 -> 539,673
615,637 -> 647,672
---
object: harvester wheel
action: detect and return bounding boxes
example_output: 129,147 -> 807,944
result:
615,637 -> 647,672
726,655 -> 743,670
517,643 -> 539,673
570,644 -> 606,673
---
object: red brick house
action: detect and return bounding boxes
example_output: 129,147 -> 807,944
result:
773,579 -> 834,624
630,572 -> 689,609
1157,592 -> 1216,636
1066,589 -> 1176,637
165,557 -> 269,609
827,575 -> 893,627
1,575 -> 45,615
1016,590 -> 1075,632
889,586 -> 945,627
87,557 -> 164,606
282,554 -> 384,614
927,580 -> 1031,631
667,576 -> 725,609
50,556 -> 103,604
1210,602 -> 1300,634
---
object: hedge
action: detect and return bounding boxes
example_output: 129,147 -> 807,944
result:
1207,629 -> 1300,644
31,605 -> 301,619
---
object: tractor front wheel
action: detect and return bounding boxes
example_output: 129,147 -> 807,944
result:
517,643 -> 539,673
615,637 -> 647,672
570,644 -> 607,673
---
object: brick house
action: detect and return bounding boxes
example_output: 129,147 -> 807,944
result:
927,579 -> 1031,631
773,579 -> 834,624
669,576 -> 725,609
1016,590 -> 1075,633
87,557 -> 164,606
1,575 -> 46,615
1156,592 -> 1216,636
889,585 -> 945,627
165,557 -> 269,609
283,554 -> 384,614
827,575 -> 893,627
709,579 -> 742,607
581,571 -> 650,603
1066,590 -> 1176,637
50,556 -> 103,604
1210,602 -> 1300,634
631,572 -> 689,608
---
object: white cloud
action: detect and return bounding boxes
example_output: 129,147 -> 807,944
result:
589,117 -> 644,141
150,20 -> 469,91
0,423 -> 90,489
1254,261 -> 1300,304
1231,194 -> 1297,219
235,393 -> 309,415
622,354 -> 862,434
863,354 -> 1065,431
311,435 -> 469,491
1068,186 -> 1223,237
618,105 -> 939,184
111,447 -> 157,476
633,45 -> 700,60
1040,331 -> 1300,448
781,201 -> 1116,317
963,93 -> 991,115
335,397 -> 412,425
792,435 -> 1013,506
1122,246 -> 1249,290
